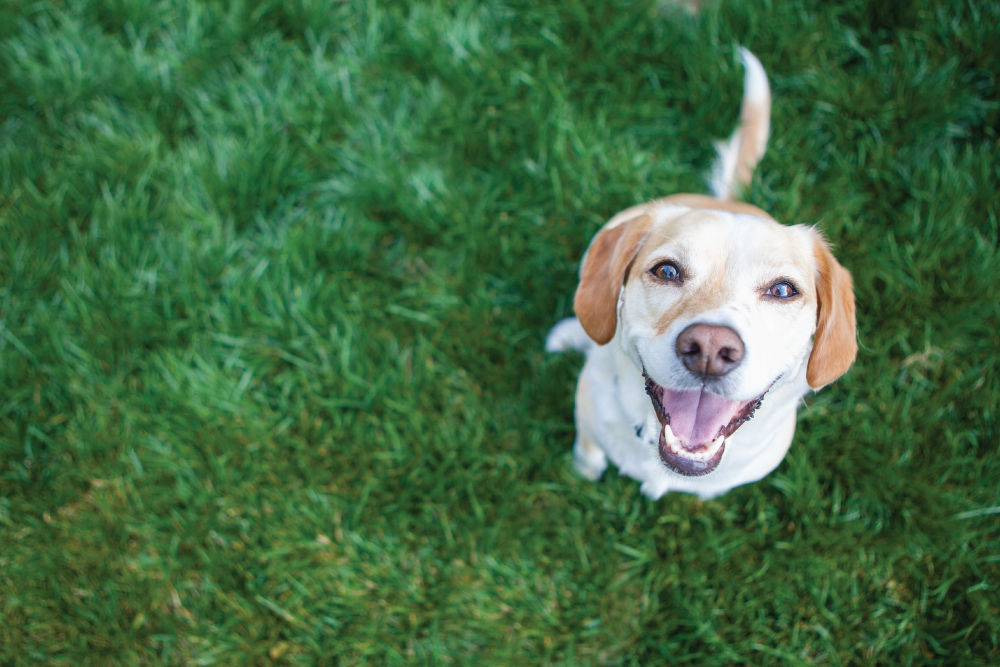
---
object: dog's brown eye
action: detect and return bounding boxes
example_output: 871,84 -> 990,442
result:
651,261 -> 682,283
765,280 -> 798,299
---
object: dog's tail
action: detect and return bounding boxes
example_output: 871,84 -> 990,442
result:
708,47 -> 771,201
545,317 -> 594,354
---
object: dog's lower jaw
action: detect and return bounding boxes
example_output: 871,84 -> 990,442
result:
660,426 -> 725,476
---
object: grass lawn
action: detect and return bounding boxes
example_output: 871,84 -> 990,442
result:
1,0 -> 998,663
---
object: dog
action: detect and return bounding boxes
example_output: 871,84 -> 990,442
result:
546,49 -> 857,500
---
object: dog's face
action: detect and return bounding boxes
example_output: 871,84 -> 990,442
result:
574,198 -> 856,476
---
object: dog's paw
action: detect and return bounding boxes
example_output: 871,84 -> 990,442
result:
639,478 -> 670,500
572,436 -> 607,482
573,455 -> 607,482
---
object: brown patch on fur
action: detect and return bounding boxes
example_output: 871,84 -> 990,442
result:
733,93 -> 770,194
653,270 -> 729,336
574,214 -> 652,345
807,237 -> 857,388
658,194 -> 774,219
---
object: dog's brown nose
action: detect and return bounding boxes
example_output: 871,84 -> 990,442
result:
676,324 -> 745,377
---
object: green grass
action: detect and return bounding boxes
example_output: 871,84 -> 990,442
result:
1,0 -> 997,663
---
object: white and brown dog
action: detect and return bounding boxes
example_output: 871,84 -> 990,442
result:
547,49 -> 857,500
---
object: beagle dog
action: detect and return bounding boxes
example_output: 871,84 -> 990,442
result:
547,50 -> 857,499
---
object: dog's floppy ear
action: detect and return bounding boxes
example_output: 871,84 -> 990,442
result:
807,236 -> 857,389
573,215 -> 651,345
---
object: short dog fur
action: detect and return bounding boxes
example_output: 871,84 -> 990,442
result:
547,49 -> 857,500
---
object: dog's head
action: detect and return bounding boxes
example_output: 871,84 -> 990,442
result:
574,196 -> 856,476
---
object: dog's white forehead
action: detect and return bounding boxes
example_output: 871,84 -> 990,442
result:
633,204 -> 816,288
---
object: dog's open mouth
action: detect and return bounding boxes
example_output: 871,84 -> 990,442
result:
643,371 -> 765,476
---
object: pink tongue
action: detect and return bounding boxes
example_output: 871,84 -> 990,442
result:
662,389 -> 744,449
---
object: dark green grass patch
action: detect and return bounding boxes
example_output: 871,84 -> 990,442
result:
1,0 -> 998,663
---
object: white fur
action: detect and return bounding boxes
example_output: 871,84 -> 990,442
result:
708,136 -> 741,201
545,317 -> 593,353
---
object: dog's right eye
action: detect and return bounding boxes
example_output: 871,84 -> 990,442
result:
650,261 -> 683,283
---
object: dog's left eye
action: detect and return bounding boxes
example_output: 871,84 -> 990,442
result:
650,261 -> 683,283
765,280 -> 798,299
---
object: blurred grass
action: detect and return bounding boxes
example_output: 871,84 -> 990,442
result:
1,0 -> 997,663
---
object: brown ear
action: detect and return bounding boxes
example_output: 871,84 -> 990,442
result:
573,215 -> 651,345
807,236 -> 857,389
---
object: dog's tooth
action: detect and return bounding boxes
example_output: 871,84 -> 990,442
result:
664,429 -> 679,454
664,425 -> 698,459
707,434 -> 725,458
